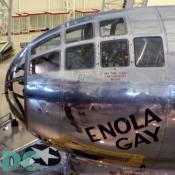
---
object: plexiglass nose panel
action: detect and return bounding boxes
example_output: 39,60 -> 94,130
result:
5,47 -> 27,123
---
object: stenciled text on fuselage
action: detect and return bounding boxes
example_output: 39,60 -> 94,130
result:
85,109 -> 162,150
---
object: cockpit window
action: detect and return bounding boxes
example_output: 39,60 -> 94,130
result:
66,43 -> 94,70
31,34 -> 61,55
101,40 -> 129,67
30,51 -> 60,74
134,37 -> 165,67
66,23 -> 93,43
100,18 -> 126,37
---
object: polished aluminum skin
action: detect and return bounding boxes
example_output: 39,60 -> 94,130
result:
5,6 -> 175,170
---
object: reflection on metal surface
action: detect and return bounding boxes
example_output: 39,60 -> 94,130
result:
4,6 -> 175,172
25,77 -> 167,168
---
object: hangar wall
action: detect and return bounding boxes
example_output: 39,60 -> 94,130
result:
12,0 -> 103,14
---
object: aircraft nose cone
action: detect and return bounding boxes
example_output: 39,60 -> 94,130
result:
5,49 -> 27,124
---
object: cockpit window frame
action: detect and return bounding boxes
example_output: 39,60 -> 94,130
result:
100,39 -> 130,68
134,36 -> 165,68
65,42 -> 96,71
31,32 -> 61,56
29,48 -> 61,75
65,22 -> 94,44
99,17 -> 127,37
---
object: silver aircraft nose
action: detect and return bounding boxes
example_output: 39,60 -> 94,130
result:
5,47 -> 28,124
